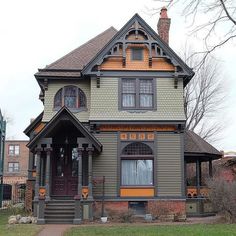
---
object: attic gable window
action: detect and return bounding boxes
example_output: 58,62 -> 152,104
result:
120,78 -> 156,110
54,86 -> 86,111
131,48 -> 143,60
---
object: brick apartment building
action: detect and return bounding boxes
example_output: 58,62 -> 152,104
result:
3,140 -> 29,202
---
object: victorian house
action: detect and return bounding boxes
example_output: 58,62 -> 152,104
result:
24,9 -> 221,224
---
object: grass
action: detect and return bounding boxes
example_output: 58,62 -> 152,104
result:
65,224 -> 236,236
0,209 -> 42,236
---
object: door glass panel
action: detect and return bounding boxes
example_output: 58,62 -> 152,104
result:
71,148 -> 78,177
56,147 -> 65,177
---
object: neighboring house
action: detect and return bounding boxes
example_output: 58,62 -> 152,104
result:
24,9 -> 221,224
213,151 -> 236,182
3,140 -> 29,203
0,109 -> 6,208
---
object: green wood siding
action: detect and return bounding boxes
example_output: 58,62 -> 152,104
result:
93,132 -> 118,197
156,133 -> 183,197
90,77 -> 185,121
42,80 -> 90,122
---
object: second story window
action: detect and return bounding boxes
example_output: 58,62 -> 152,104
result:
8,162 -> 19,172
8,145 -> 20,156
120,78 -> 155,110
54,86 -> 86,110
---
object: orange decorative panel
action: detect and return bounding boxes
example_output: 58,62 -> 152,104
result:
100,46 -> 175,71
32,171 -> 36,177
34,123 -> 46,134
138,133 -> 146,140
120,188 -> 154,197
120,133 -> 128,140
100,125 -> 176,131
82,186 -> 89,199
187,187 -> 197,198
129,133 -> 137,140
147,133 -> 155,140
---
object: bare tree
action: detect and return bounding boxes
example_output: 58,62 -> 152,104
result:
183,47 -> 225,142
152,0 -> 236,67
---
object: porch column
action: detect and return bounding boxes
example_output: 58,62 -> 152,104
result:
196,159 -> 201,197
77,146 -> 84,198
209,159 -> 213,178
34,147 -> 42,201
87,146 -> 94,200
44,145 -> 52,202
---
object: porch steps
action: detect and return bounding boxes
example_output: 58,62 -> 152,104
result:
44,200 -> 75,224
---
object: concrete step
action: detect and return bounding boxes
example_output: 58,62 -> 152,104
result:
45,214 -> 74,219
45,219 -> 73,224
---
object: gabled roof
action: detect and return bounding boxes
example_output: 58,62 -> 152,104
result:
27,107 -> 102,152
82,13 -> 194,81
24,112 -> 44,137
35,27 -> 117,78
184,130 -> 222,158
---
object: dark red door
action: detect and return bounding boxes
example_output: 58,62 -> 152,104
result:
52,145 -> 78,196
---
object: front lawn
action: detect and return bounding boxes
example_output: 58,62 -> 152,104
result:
65,224 -> 236,236
0,209 -> 42,236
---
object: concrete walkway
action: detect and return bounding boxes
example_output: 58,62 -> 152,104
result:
37,224 -> 72,236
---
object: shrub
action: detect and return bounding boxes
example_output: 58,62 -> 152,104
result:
118,209 -> 135,223
207,178 -> 236,223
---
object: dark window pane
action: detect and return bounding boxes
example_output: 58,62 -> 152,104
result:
122,79 -> 135,93
131,48 -> 143,60
54,89 -> 62,108
122,142 -> 153,155
78,88 -> 86,108
64,86 -> 77,108
140,80 -> 152,93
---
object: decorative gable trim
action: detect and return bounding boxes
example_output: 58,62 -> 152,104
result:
27,107 -> 102,152
82,13 -> 194,85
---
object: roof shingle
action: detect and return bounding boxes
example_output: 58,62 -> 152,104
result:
38,27 -> 117,74
184,130 -> 221,156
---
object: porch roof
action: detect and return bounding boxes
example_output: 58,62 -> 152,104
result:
184,130 -> 222,161
27,107 -> 102,152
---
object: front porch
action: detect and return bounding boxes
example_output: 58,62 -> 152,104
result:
27,107 -> 102,224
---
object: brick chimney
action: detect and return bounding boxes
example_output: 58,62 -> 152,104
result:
157,7 -> 171,44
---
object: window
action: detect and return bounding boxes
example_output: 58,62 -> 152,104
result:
120,78 -> 155,109
54,86 -> 86,110
8,162 -> 19,172
121,142 -> 153,186
131,48 -> 143,60
8,145 -> 20,156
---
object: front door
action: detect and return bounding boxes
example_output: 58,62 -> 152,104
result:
52,144 -> 78,196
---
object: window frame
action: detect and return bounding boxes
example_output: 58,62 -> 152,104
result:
119,78 -> 156,111
120,142 -> 154,187
8,145 -> 20,156
131,48 -> 143,61
8,162 -> 20,173
53,86 -> 87,112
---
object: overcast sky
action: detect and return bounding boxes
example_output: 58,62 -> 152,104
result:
0,0 -> 235,151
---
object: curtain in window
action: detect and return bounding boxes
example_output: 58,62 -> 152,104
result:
64,87 -> 76,108
140,80 -> 153,107
121,160 -> 153,185
122,79 -> 135,107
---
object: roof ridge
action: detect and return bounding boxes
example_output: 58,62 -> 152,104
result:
44,26 -> 117,71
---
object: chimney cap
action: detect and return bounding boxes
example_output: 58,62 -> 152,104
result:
160,6 -> 168,18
